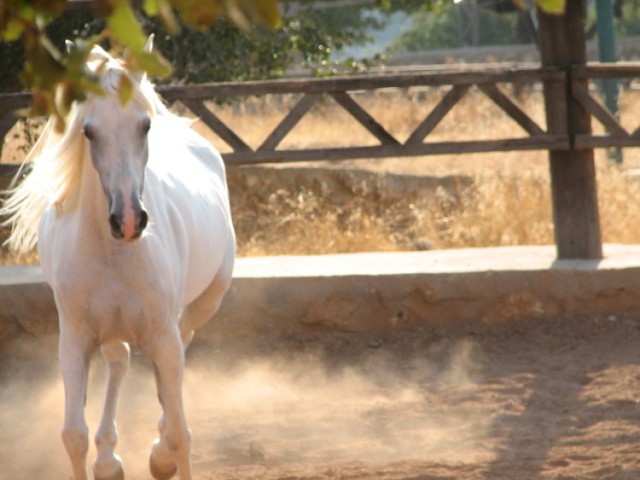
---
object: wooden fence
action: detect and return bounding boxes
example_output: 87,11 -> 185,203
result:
1,62 -> 640,256
159,66 -> 567,164
3,63 -> 640,164
1,65 -> 567,165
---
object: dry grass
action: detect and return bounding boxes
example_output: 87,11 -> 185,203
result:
217,87 -> 640,256
3,86 -> 640,263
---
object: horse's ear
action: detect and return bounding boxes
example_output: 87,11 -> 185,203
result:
65,40 -> 75,53
144,34 -> 154,53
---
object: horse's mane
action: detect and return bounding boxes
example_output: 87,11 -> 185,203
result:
1,45 -> 169,254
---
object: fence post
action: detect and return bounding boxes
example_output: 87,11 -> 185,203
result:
538,1 -> 603,259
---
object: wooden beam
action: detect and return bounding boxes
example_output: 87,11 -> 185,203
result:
573,62 -> 640,78
571,81 -> 628,137
223,135 -> 569,165
405,85 -> 470,145
478,84 -> 546,136
0,68 -> 565,111
574,134 -> 640,149
181,99 -> 252,152
0,93 -> 31,110
258,94 -> 318,151
330,92 -> 399,145
0,133 -> 569,175
157,68 -> 563,101
538,0 -> 602,259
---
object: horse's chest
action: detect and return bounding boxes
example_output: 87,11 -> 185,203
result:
54,262 -> 178,345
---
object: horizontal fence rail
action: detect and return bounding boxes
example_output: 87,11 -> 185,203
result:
1,62 -> 640,173
572,63 -> 640,149
1,65 -> 568,170
159,66 -> 569,164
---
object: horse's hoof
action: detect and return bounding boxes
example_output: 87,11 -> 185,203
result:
150,457 -> 177,480
94,464 -> 124,480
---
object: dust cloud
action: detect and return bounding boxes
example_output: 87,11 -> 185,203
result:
0,334 -> 495,479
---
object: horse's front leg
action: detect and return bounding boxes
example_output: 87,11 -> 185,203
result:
145,330 -> 192,480
94,342 -> 130,480
59,324 -> 96,480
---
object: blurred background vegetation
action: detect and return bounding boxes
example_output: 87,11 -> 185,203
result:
0,2 -> 381,93
0,0 -> 595,95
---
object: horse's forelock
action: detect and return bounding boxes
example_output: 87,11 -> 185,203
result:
84,46 -> 155,112
95,66 -> 159,118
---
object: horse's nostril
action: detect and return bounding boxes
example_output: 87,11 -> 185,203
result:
139,210 -> 148,230
109,213 -> 120,233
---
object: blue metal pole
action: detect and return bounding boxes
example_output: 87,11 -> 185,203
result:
595,0 -> 621,163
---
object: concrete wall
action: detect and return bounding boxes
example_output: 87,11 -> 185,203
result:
2,245 -> 640,347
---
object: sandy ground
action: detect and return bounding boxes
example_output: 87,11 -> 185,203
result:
4,75 -> 640,480
2,313 -> 640,480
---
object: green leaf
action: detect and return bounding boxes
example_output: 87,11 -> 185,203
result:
31,90 -> 52,117
107,1 -> 146,52
2,19 -> 25,41
129,50 -> 173,77
57,82 -> 79,118
154,0 -> 180,34
143,0 -> 159,16
17,4 -> 36,22
223,0 -> 281,29
537,0 -> 565,14
224,3 -> 250,30
117,73 -> 133,105
244,0 -> 281,28
173,0 -> 222,30
78,75 -> 105,96
24,35 -> 66,90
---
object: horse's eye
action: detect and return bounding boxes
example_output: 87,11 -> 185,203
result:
141,118 -> 151,135
83,124 -> 95,141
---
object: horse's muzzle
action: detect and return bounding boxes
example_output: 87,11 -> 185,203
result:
109,208 -> 148,241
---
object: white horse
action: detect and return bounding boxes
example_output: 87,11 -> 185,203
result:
1,41 -> 235,480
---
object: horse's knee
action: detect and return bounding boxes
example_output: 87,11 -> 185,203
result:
62,425 -> 89,459
95,427 -> 117,451
181,329 -> 194,349
102,342 -> 130,376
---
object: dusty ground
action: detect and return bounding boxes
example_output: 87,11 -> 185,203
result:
2,88 -> 640,479
2,313 -> 640,480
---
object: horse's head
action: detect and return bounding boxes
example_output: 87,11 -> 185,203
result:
80,43 -> 156,242
83,91 -> 150,241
